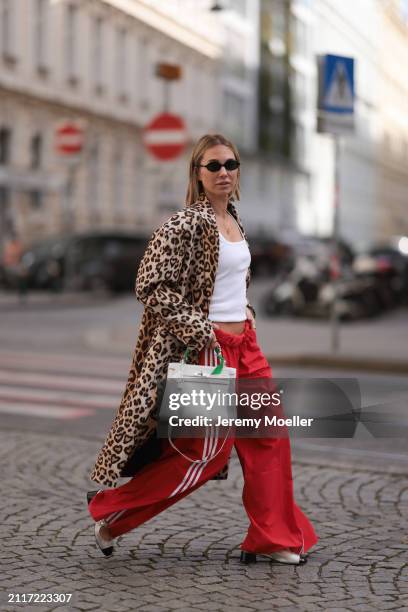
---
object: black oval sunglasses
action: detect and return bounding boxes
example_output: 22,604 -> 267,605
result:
197,159 -> 240,173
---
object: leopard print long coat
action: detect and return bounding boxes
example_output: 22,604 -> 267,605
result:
90,196 -> 255,487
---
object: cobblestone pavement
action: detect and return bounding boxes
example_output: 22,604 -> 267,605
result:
0,431 -> 407,612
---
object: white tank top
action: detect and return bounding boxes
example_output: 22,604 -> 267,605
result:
208,214 -> 251,322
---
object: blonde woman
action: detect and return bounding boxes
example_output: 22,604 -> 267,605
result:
88,134 -> 318,564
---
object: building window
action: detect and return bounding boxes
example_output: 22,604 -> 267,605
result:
132,147 -> 144,219
34,0 -> 48,72
136,37 -> 149,108
1,0 -> 14,60
113,146 -> 124,213
292,16 -> 308,56
87,140 -> 100,220
92,16 -> 103,93
0,127 -> 11,164
29,132 -> 43,210
0,186 -> 12,245
29,190 -> 43,209
224,91 -> 245,143
65,3 -> 78,83
30,133 -> 43,170
115,27 -> 127,101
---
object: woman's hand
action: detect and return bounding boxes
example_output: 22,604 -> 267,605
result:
246,306 -> 256,330
207,322 -> 220,350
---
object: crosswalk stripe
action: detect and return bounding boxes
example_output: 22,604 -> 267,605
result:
0,385 -> 118,409
0,351 -> 128,379
0,402 -> 93,419
0,348 -> 130,368
0,370 -> 122,394
0,350 -> 128,421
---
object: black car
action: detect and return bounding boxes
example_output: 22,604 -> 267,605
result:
247,235 -> 293,277
20,232 -> 149,293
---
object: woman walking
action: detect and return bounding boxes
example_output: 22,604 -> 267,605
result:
88,134 -> 318,564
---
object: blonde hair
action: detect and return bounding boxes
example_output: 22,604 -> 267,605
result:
185,134 -> 241,206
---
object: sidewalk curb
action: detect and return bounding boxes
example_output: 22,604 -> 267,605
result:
267,354 -> 408,374
0,291 -> 102,310
84,331 -> 408,374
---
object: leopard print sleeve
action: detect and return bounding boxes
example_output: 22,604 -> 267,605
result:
135,212 -> 214,351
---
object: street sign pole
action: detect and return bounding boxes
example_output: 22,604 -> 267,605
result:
62,162 -> 77,291
156,63 -> 182,114
55,120 -> 86,233
55,120 -> 86,291
330,136 -> 341,353
317,54 -> 355,354
163,81 -> 170,113
62,160 -> 78,232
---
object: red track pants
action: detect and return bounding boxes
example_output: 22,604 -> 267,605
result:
89,320 -> 318,554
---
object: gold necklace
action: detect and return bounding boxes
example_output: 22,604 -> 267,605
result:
217,213 -> 232,237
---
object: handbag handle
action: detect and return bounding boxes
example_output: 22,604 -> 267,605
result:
168,425 -> 231,464
182,346 -> 224,375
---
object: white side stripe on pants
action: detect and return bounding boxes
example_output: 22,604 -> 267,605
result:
168,425 -> 219,498
106,508 -> 127,526
169,344 -> 219,498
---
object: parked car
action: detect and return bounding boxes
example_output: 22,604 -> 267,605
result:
365,242 -> 408,305
19,232 -> 149,293
247,234 -> 293,277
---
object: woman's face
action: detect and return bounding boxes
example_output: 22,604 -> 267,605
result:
197,144 -> 239,200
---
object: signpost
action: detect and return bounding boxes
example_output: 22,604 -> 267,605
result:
55,121 -> 86,227
143,63 -> 186,216
317,54 -> 355,353
55,120 -> 86,288
143,112 -> 187,161
55,121 -> 85,158
155,62 -> 182,113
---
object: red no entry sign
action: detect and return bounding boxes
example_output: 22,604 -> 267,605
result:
55,121 -> 85,156
143,113 -> 187,161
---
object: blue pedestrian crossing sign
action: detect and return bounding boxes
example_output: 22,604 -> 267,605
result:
318,54 -> 355,134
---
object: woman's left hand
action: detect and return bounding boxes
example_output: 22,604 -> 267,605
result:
246,306 -> 256,330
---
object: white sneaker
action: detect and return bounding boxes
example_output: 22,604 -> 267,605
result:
94,520 -> 114,557
266,549 -> 304,565
240,549 -> 307,565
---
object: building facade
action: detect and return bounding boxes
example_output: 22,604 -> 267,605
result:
2,0 -> 405,252
259,0 -> 408,248
257,0 -> 315,236
290,0 -> 408,247
376,0 -> 408,242
0,0 -> 224,248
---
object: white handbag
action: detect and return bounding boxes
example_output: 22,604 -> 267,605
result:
157,347 -> 237,463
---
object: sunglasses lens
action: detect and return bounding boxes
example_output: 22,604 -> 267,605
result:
206,161 -> 221,172
225,159 -> 239,171
203,159 -> 239,172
